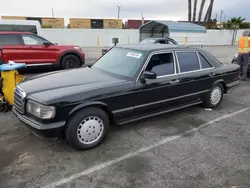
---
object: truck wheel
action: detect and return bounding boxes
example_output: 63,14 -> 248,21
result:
203,83 -> 224,109
61,55 -> 81,69
65,107 -> 110,150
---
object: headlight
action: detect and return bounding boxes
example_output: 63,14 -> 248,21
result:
74,46 -> 81,50
26,100 -> 56,119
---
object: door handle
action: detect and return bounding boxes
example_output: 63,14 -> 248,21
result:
209,72 -> 216,77
169,79 -> 180,84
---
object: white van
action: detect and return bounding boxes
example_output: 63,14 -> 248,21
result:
0,19 -> 42,35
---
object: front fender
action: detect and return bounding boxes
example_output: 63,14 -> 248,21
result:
69,101 -> 111,116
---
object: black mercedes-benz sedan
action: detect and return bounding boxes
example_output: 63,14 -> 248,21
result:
13,44 -> 240,150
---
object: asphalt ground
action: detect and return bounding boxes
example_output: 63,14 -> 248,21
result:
2,46 -> 250,188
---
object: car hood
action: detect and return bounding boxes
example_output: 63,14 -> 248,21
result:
19,67 -> 128,104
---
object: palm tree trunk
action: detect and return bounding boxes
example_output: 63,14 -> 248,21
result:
188,0 -> 192,22
192,0 -> 198,22
198,0 -> 206,23
204,2 -> 211,22
207,0 -> 214,21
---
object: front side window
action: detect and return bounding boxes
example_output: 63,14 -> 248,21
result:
92,48 -> 146,78
0,34 -> 19,46
177,52 -> 200,73
21,34 -> 47,45
146,53 -> 175,76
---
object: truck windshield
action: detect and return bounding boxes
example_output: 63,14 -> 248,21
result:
92,47 -> 146,78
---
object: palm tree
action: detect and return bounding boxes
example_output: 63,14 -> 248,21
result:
198,0 -> 206,23
188,0 -> 192,22
192,0 -> 198,22
207,0 -> 214,21
227,17 -> 246,29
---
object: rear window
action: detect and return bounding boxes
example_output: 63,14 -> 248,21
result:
0,25 -> 15,31
176,52 -> 200,73
0,24 -> 37,34
0,34 -> 19,46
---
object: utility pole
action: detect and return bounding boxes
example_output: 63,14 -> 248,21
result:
117,6 -> 121,19
141,11 -> 144,25
220,10 -> 223,22
52,8 -> 54,18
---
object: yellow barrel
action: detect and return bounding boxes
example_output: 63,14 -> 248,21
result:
1,70 -> 23,105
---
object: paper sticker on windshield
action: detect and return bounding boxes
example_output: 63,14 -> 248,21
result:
127,52 -> 142,59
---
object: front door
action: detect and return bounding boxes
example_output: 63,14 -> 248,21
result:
19,34 -> 58,65
132,51 -> 195,117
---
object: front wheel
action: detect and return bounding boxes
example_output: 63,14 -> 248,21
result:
61,55 -> 81,69
65,107 -> 110,150
203,84 -> 224,108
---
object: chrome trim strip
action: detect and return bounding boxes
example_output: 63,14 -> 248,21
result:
113,107 -> 134,114
133,90 -> 209,109
118,100 -> 203,125
26,63 -> 53,67
196,51 -> 202,69
13,108 -> 65,130
112,90 -> 209,114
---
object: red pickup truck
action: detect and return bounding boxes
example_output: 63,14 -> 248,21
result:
0,31 -> 85,69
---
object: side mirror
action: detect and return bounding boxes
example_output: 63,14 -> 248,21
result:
141,71 -> 157,80
43,41 -> 51,46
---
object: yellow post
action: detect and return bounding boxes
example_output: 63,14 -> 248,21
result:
97,35 -> 100,47
184,37 -> 188,45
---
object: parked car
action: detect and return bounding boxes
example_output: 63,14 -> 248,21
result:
139,37 -> 178,45
0,19 -> 42,35
0,31 -> 85,69
13,44 -> 240,150
102,37 -> 178,55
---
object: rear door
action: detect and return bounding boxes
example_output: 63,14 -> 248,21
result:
20,34 -> 58,65
0,34 -> 24,63
174,51 -> 215,100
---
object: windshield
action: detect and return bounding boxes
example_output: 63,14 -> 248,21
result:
140,39 -> 156,44
92,48 -> 146,78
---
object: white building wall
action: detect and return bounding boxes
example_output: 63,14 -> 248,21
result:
41,29 -> 246,47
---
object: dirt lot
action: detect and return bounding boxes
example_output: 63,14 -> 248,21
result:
2,46 -> 250,188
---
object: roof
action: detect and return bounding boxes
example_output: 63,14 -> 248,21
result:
116,44 -> 200,52
0,31 -> 32,34
140,20 -> 206,33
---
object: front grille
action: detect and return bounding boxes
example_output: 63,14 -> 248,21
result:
14,86 -> 26,114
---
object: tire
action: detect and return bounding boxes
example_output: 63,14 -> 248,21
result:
65,107 -> 110,150
61,54 -> 81,69
203,83 -> 224,109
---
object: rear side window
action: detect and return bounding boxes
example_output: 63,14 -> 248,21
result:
198,53 -> 212,69
0,34 -> 19,46
176,52 -> 200,73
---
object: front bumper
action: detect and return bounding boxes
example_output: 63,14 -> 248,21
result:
13,107 -> 66,138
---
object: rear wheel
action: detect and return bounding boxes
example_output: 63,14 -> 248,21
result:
203,84 -> 224,108
61,54 -> 81,69
65,107 -> 110,150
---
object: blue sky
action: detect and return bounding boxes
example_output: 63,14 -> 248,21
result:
0,0 -> 249,22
